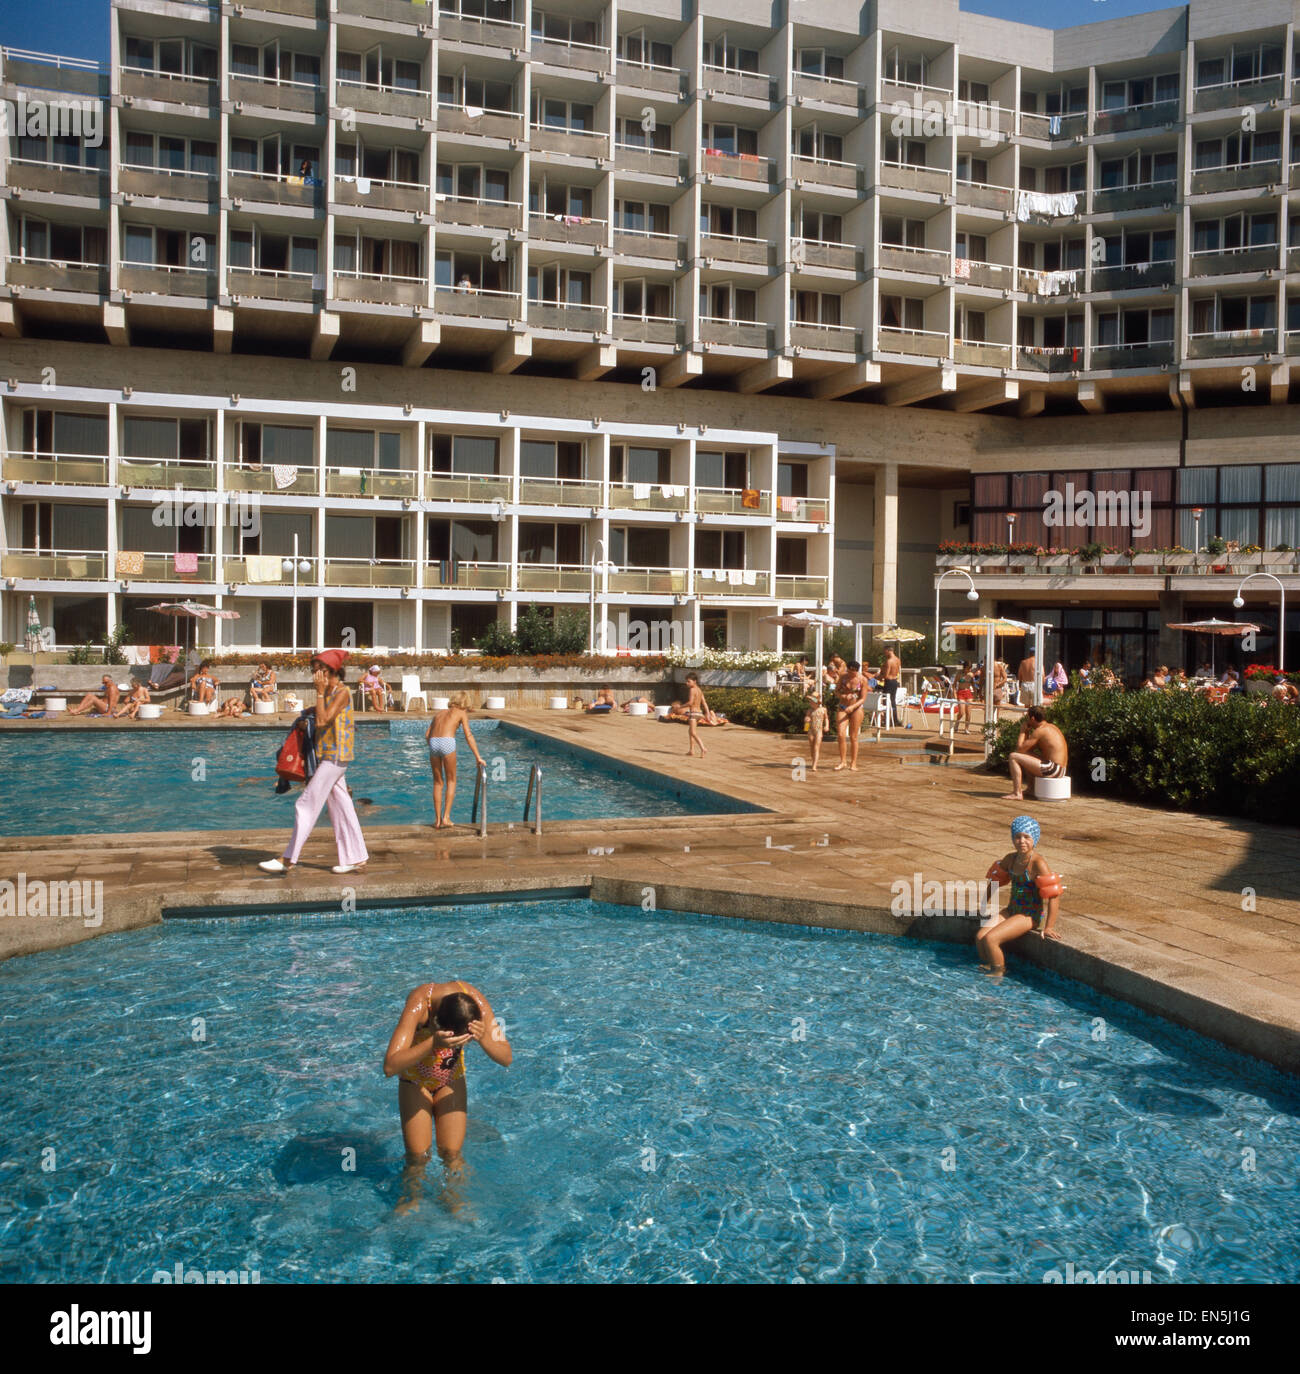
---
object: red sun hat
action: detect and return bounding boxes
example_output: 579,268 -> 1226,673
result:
312,649 -> 349,672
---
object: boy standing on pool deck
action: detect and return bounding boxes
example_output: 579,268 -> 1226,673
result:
685,672 -> 708,758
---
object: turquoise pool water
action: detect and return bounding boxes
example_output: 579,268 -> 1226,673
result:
0,720 -> 753,835
1,898 -> 1295,1284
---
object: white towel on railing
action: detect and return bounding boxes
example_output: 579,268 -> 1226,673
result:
273,465 -> 298,489
465,104 -> 483,119
355,176 -> 371,196
728,569 -> 742,586
742,570 -> 757,585
660,484 -> 673,499
632,482 -> 651,499
245,555 -> 283,583
1015,189 -> 1078,222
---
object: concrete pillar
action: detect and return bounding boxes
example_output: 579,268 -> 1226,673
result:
1157,589 -> 1184,669
870,461 -> 899,628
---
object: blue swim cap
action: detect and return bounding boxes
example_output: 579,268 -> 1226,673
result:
1010,815 -> 1041,845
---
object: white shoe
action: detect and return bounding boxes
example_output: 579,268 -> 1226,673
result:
258,858 -> 291,874
331,863 -> 366,875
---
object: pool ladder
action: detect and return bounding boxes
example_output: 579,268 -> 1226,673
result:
471,762 -> 542,836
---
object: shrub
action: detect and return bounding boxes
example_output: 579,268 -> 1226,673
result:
702,686 -> 825,733
507,604 -> 589,656
988,688 -> 1300,820
474,618 -> 518,656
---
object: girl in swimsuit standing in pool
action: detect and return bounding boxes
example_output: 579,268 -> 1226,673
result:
424,691 -> 484,829
384,981 -> 512,1207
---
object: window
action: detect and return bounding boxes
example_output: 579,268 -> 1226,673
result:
18,218 -> 105,266
434,249 -> 510,293
533,11 -> 599,47
536,97 -> 595,131
956,306 -> 984,342
334,233 -> 420,278
886,136 -> 929,168
614,278 -> 672,318
957,78 -> 990,103
702,124 -> 759,157
793,126 -> 843,162
700,283 -> 757,322
791,290 -> 841,326
701,203 -> 757,238
879,295 -> 924,331
123,225 -> 213,269
530,180 -> 593,218
795,208 -> 842,243
615,199 -> 670,235
881,215 -> 927,249
703,36 -> 759,73
954,231 -> 987,261
616,114 -> 671,150
619,32 -> 673,68
437,163 -> 510,201
438,72 -> 513,111
883,49 -> 926,86
528,264 -> 592,304
521,440 -> 584,479
797,50 -> 844,80
955,154 -> 987,182
610,445 -> 670,484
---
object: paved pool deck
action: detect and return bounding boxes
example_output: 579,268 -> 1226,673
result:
2,710 -> 1298,1074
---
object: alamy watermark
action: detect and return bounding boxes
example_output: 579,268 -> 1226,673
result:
0,872 -> 102,927
890,872 -> 999,919
890,96 -> 1001,149
1043,481 -> 1151,539
151,485 -> 261,538
1,95 -> 104,146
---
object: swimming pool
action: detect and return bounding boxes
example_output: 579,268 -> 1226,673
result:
0,721 -> 756,835
1,897 -> 1294,1283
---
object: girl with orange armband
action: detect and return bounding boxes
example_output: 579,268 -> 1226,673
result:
975,814 -> 1063,974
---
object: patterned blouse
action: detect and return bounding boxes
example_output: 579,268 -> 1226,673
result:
317,688 -> 354,764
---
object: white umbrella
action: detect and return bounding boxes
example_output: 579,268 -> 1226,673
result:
943,616 -> 1032,758
761,611 -> 852,697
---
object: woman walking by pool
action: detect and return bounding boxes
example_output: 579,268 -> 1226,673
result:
975,815 -> 1062,975
424,692 -> 484,830
384,980 -> 512,1205
258,649 -> 369,876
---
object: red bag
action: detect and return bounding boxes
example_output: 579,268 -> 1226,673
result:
275,721 -> 307,783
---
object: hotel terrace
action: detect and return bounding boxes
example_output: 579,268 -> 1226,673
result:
1,0 -> 1298,673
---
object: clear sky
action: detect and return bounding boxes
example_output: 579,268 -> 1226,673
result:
1,0 -> 1186,67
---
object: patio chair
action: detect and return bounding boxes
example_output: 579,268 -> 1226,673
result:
865,690 -> 894,741
400,674 -> 428,712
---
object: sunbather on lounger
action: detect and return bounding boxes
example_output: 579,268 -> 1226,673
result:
68,676 -> 120,716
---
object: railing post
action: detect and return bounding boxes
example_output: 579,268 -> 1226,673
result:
472,760 -> 487,836
523,763 -> 542,834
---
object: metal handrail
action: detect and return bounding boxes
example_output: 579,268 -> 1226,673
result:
472,759 -> 488,836
523,763 -> 542,834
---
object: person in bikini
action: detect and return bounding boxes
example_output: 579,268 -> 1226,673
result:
684,672 -> 709,757
834,659 -> 867,771
113,681 -> 151,719
383,980 -> 512,1210
1002,705 -> 1069,800
975,814 -> 1063,974
424,691 -> 484,829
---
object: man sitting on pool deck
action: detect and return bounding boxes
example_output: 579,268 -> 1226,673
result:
67,676 -> 120,717
1001,705 -> 1069,801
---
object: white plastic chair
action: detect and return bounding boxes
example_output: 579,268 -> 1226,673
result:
400,673 -> 428,712
866,691 -> 894,740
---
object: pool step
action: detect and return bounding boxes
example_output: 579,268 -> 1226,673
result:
901,753 -> 985,768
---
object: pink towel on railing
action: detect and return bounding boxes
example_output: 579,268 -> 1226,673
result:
778,496 -> 800,514
174,550 -> 198,575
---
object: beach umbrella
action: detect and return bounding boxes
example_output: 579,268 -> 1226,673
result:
874,627 -> 926,643
1166,618 -> 1261,677
760,611 -> 852,695
942,616 -> 1032,757
24,596 -> 42,654
142,601 -> 240,661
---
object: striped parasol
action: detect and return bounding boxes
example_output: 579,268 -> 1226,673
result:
24,596 -> 42,654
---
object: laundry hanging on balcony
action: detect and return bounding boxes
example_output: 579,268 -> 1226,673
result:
1048,115 -> 1062,135
632,482 -> 652,499
1025,268 -> 1078,296
174,550 -> 199,576
1015,189 -> 1078,222
273,465 -> 298,489
245,555 -> 283,584
116,550 -> 144,577
741,488 -> 761,509
953,257 -> 971,278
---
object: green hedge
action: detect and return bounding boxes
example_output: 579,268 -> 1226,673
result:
989,688 -> 1300,820
700,686 -> 824,734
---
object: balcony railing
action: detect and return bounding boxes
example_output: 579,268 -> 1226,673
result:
1188,243 -> 1280,276
530,122 -> 609,158
1019,266 -> 1082,297
796,238 -> 858,272
1018,345 -> 1081,373
527,299 -> 607,331
5,158 -> 105,195
437,15 -> 526,49
700,65 -> 774,103
425,474 -> 512,503
790,322 -> 859,353
612,313 -> 681,345
119,163 -> 213,202
436,103 -> 524,139
118,457 -> 217,489
2,549 -> 108,580
701,149 -> 771,183
223,555 -> 317,585
955,179 -> 1013,213
699,317 -> 771,349
607,566 -> 690,595
131,553 -> 216,582
118,262 -> 215,298
435,193 -> 523,230
613,226 -> 680,261
616,59 -> 682,97
1093,98 -> 1179,134
433,286 -> 521,319
790,154 -> 857,189
333,269 -> 426,307
119,66 -> 216,107
336,79 -> 431,120
954,100 -> 1015,136
1092,180 -> 1177,213
776,574 -> 829,599
1091,341 -> 1175,368
1287,329 -> 1300,356
324,557 -> 419,588
878,77 -> 952,107
960,259 -> 1015,290
1193,74 -> 1284,112
337,0 -> 431,23
434,559 -> 511,590
227,266 -> 318,304
879,243 -> 948,275
529,211 -> 607,246
791,71 -> 859,109
775,496 -> 829,522
5,256 -> 106,293
229,168 -> 322,208
229,72 -> 320,115
517,562 -> 591,593
1017,110 -> 1085,140
876,325 -> 948,358
878,160 -> 950,195
518,476 -> 603,507
225,465 -> 320,496
530,34 -> 610,74
613,141 -> 680,177
607,480 -> 689,511
1091,260 -> 1175,291
0,47 -> 104,98
695,486 -> 771,516
324,466 -> 420,499
1187,328 -> 1278,358
953,338 -> 1013,368
1190,161 -> 1282,195
694,568 -> 771,595
332,173 -> 427,214
701,232 -> 769,266
3,452 -> 109,485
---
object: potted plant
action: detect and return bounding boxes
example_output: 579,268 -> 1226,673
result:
1161,544 -> 1194,570
1007,541 -> 1039,573
1098,544 -> 1126,569
978,540 -> 1010,569
1234,544 -> 1263,569
936,540 -> 968,567
1126,545 -> 1157,573
1038,545 -> 1072,569
1262,543 -> 1295,568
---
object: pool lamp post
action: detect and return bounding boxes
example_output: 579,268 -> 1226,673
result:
934,567 -> 980,660
1233,572 -> 1286,673
1191,506 -> 1203,558
588,539 -> 619,654
281,532 -> 313,654
1005,511 -> 1017,548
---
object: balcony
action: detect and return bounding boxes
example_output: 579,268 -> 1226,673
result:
324,557 -> 419,588
700,65 -> 773,103
324,467 -> 420,499
436,559 -> 511,590
878,161 -> 950,196
1017,346 -> 1080,373
797,239 -> 858,272
337,0 -> 431,22
225,465 -> 320,496
1193,76 -> 1284,113
118,457 -> 217,489
425,474 -> 512,503
775,496 -> 829,522
1090,341 -> 1175,369
1092,181 -> 1176,214
337,80 -> 431,122
1287,329 -> 1300,356
437,104 -> 524,140
433,286 -> 521,319
701,149 -> 771,183
878,77 -> 952,111
0,49 -> 104,99
518,476 -> 603,507
1187,328 -> 1278,358
228,74 -> 320,116
791,71 -> 859,109
613,227 -> 680,261
616,59 -> 682,97
3,452 -> 108,485
701,233 -> 769,267
961,260 -> 1015,290
527,300 -> 607,331
954,100 -> 1015,137
531,36 -> 610,75
5,256 -> 106,294
228,169 -> 321,208
333,270 -> 425,307
953,339 -> 1013,368
530,123 -> 608,159
694,568 -> 771,595
1092,261 -> 1175,291
118,263 -> 215,298
223,555 -> 317,585
607,480 -> 688,511
1291,163 -> 1300,192
699,317 -> 771,349
130,553 -> 216,583
612,313 -> 680,346
2,550 -> 108,581
5,158 -> 105,197
119,67 -> 216,108
517,562 -> 590,593
790,155 -> 857,190
1019,267 -> 1082,298
790,322 -> 860,353
613,141 -> 680,177
776,574 -> 828,600
1190,161 -> 1282,196
437,15 -> 526,49
1188,244 -> 1280,277
607,566 -> 690,595
227,267 -> 318,304
876,326 -> 948,358
529,211 -> 606,247
879,243 -> 948,275
1093,99 -> 1179,134
1018,111 -> 1086,140
695,487 -> 770,516
955,179 -> 1013,213
249,0 -> 322,16
435,194 -> 523,231
119,163 -> 213,203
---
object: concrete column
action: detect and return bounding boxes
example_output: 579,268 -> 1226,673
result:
1157,589 -> 1185,669
870,460 -> 899,627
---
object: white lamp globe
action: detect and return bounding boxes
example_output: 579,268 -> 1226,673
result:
1232,596 -> 1244,608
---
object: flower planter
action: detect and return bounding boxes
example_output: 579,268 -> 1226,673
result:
1099,554 -> 1127,567
979,555 -> 1009,569
1260,553 -> 1296,567
1163,554 -> 1195,568
936,554 -> 966,567
1234,555 -> 1264,570
1038,554 -> 1071,569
